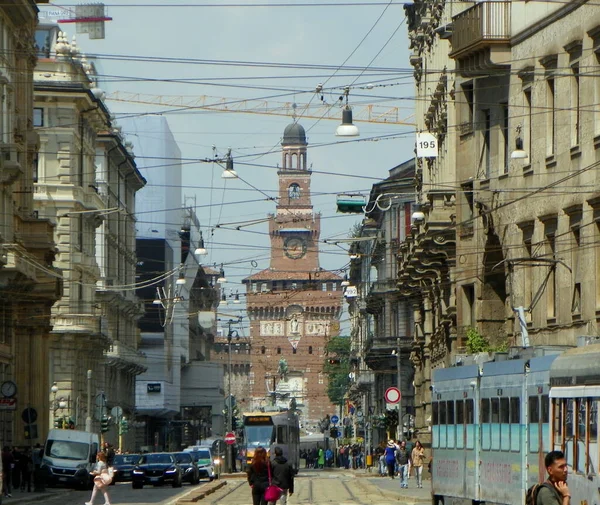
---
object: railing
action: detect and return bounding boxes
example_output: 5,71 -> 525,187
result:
451,1 -> 510,55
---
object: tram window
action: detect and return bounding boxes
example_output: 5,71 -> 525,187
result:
432,402 -> 439,425
529,396 -> 540,423
277,426 -> 288,444
510,398 -> 520,424
566,399 -> 574,438
491,398 -> 500,423
447,401 -> 455,424
439,401 -> 447,425
541,395 -> 550,423
457,400 -> 465,424
578,399 -> 586,439
500,398 -> 510,423
465,399 -> 474,423
465,399 -> 474,449
590,400 -> 598,442
481,398 -> 490,423
500,397 -> 510,451
553,399 -> 564,446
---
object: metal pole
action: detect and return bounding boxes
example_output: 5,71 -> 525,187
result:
85,370 -> 92,432
396,337 -> 402,440
227,323 -> 232,473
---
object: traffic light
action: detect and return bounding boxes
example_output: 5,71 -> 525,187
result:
120,418 -> 129,434
330,427 -> 339,439
101,415 -> 109,433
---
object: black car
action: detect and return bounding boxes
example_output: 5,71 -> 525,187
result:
131,453 -> 182,489
111,454 -> 140,483
172,452 -> 200,485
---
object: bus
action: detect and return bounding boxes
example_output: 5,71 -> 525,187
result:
242,411 -> 300,472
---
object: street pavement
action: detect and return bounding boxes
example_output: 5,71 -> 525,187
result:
2,469 -> 431,505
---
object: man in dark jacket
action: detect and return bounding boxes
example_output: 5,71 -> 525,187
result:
269,447 -> 294,505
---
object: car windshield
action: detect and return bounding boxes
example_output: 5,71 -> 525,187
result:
195,450 -> 211,459
139,454 -> 172,465
174,453 -> 191,463
113,454 -> 139,465
45,440 -> 89,461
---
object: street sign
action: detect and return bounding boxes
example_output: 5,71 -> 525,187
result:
337,430 -> 342,438
22,407 -> 38,424
224,432 -> 236,445
0,397 -> 16,410
356,410 -> 364,419
385,387 -> 401,404
330,415 -> 339,425
416,132 -> 438,158
111,406 -> 123,418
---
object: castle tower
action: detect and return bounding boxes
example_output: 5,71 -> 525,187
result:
243,123 -> 343,426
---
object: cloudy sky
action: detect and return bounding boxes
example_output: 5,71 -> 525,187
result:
41,0 -> 414,329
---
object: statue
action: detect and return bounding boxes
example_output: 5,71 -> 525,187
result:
290,317 -> 299,334
278,358 -> 288,378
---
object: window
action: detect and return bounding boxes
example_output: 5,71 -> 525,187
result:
332,283 -> 337,292
276,347 -> 281,354
465,399 -> 475,449
482,109 -> 491,179
529,395 -> 541,453
529,396 -> 540,423
288,183 -> 301,200
447,401 -> 455,424
276,426 -> 288,444
510,398 -> 520,424
252,283 -> 257,293
460,81 -> 474,134
33,154 -> 39,183
501,103 -> 509,173
35,28 -> 52,58
432,402 -> 439,425
292,348 -> 296,354
521,223 -> 534,321
553,399 -> 564,446
261,283 -> 268,293
33,108 -> 44,127
547,77 -> 556,156
460,182 -> 474,235
322,283 -> 327,292
463,284 -> 475,328
569,213 -> 582,316
524,89 -> 533,162
261,346 -> 265,354
545,226 -> 557,319
308,346 -> 313,354
571,63 -> 581,146
291,282 -> 297,290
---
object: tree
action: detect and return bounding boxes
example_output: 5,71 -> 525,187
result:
323,336 -> 352,405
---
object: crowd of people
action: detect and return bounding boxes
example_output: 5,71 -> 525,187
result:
1,445 -> 45,497
378,439 -> 426,488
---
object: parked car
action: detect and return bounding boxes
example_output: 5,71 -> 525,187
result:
184,447 -> 216,481
131,453 -> 182,489
172,452 -> 200,485
111,454 -> 140,483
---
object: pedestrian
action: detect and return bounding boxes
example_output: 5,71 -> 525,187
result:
536,450 -> 570,505
20,448 -> 33,492
396,441 -> 411,488
2,446 -> 14,497
11,447 -> 21,490
317,447 -> 325,469
268,446 -> 294,505
325,448 -> 333,468
411,440 -> 425,488
85,452 -> 112,505
247,447 -> 270,505
384,440 -> 397,479
103,443 -> 116,466
32,443 -> 45,492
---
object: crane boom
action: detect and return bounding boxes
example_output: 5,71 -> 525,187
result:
106,92 -> 415,126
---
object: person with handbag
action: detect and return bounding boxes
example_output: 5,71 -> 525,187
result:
268,447 -> 294,505
247,447 -> 271,505
85,452 -> 113,505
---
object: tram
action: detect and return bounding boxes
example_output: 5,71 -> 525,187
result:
430,344 -> 600,505
242,410 -> 300,472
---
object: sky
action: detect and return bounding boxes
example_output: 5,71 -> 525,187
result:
41,0 -> 415,331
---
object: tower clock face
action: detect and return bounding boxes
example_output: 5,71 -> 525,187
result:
284,237 -> 307,259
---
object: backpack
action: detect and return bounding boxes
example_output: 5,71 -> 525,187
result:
526,482 -> 551,505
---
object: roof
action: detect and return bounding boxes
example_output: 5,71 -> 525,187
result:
243,268 -> 342,282
282,122 -> 307,146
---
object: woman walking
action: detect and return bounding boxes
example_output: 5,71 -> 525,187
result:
384,441 -> 397,479
85,452 -> 112,505
411,440 -> 425,488
247,447 -> 270,505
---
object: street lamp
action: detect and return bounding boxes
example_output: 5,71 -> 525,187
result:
50,383 -> 72,428
226,318 -> 241,473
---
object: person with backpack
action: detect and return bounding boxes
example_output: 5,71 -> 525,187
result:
529,450 -> 570,505
395,440 -> 411,488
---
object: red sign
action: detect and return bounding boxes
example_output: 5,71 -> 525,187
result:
224,432 -> 236,445
0,397 -> 16,410
385,387 -> 401,404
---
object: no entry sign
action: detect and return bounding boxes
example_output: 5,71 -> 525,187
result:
385,387 -> 401,404
224,432 -> 236,445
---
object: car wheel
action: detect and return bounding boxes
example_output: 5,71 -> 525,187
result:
132,482 -> 143,489
209,476 -> 214,482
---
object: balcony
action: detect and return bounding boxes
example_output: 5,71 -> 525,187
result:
106,341 -> 147,375
52,313 -> 101,335
450,1 -> 511,74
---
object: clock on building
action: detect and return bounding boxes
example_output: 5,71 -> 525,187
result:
284,237 -> 307,259
1,380 -> 17,398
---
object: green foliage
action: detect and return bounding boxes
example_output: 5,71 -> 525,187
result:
324,336 -> 352,405
465,327 -> 509,353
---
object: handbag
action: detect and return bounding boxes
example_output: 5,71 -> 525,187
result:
264,461 -> 283,502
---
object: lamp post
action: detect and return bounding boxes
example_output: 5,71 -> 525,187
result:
395,336 -> 402,440
50,383 -> 71,428
85,370 -> 92,432
226,319 -> 239,473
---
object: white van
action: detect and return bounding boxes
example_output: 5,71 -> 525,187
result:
42,429 -> 99,488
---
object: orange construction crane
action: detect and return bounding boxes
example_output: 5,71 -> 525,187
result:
106,91 -> 414,126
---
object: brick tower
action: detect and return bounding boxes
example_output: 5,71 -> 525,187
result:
242,122 -> 343,428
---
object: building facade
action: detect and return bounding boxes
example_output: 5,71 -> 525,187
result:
0,0 -> 59,446
242,123 -> 343,428
347,160 -> 416,447
33,27 -> 113,434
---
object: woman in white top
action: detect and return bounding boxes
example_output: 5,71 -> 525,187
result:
85,452 -> 112,505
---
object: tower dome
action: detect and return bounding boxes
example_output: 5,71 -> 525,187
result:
282,122 -> 307,146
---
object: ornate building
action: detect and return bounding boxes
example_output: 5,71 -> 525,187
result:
242,123 -> 343,427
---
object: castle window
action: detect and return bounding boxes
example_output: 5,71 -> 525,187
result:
288,183 -> 301,200
308,346 -> 313,354
277,347 -> 281,354
292,348 -> 297,354
261,346 -> 266,354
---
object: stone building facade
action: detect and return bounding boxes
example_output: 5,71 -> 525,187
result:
0,0 -> 59,446
242,123 -> 343,428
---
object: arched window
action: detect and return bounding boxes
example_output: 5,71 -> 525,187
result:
293,348 -> 297,354
288,183 -> 301,199
308,346 -> 313,354
277,347 -> 281,354
261,346 -> 266,354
